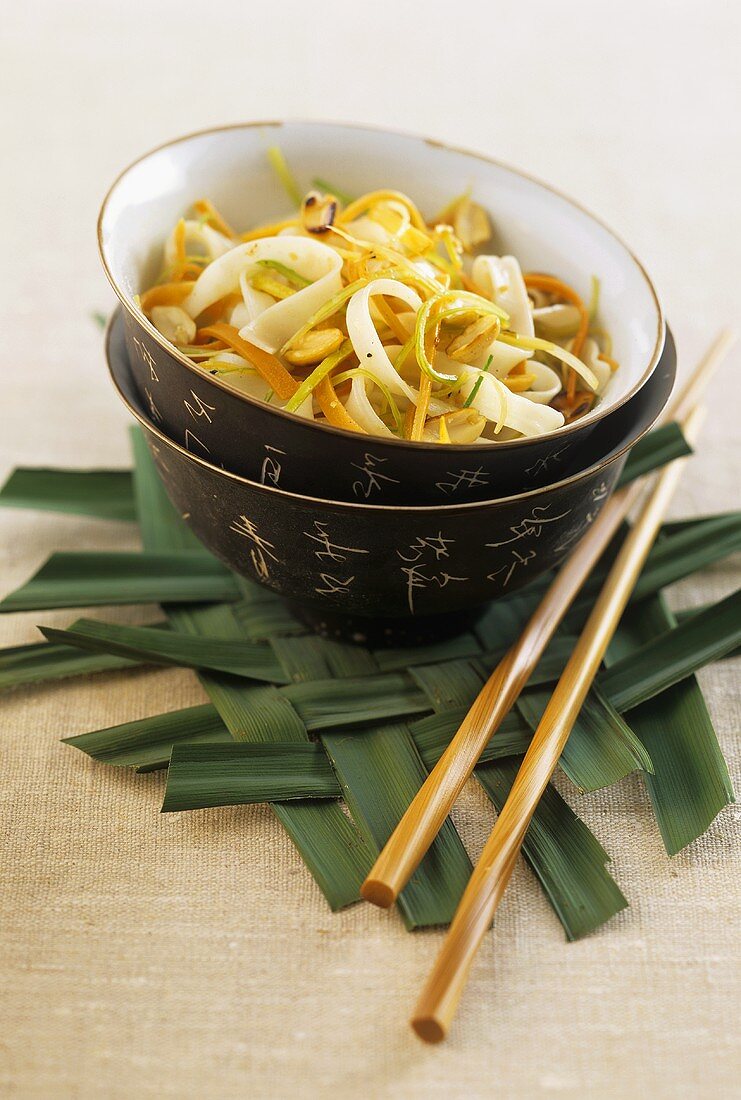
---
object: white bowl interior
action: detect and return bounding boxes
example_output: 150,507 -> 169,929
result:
100,122 -> 663,421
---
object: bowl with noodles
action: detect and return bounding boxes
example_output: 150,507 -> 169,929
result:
106,309 -> 676,644
99,122 -> 664,505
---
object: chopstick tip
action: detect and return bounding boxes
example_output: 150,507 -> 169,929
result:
411,1015 -> 447,1044
360,878 -> 397,908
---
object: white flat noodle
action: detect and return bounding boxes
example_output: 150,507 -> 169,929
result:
467,372 -> 564,436
238,273 -> 275,323
345,376 -> 395,436
345,278 -> 423,400
532,303 -> 581,338
202,352 -> 269,401
164,220 -> 233,267
437,349 -> 565,438
181,238 -> 343,352
473,254 -> 534,336
411,259 -> 441,282
198,349 -> 313,417
475,340 -> 532,377
579,337 -> 612,394
346,216 -> 392,245
522,360 -> 562,404
229,302 -> 252,329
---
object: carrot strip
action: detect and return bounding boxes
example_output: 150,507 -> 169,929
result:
503,372 -> 536,392
411,322 -> 439,440
192,335 -> 227,349
524,273 -> 590,399
316,376 -> 366,433
193,199 -> 234,238
240,218 -> 299,242
200,324 -> 298,400
598,353 -> 619,372
140,281 -> 196,311
195,292 -> 242,328
376,296 -> 411,343
411,373 -> 432,441
337,190 -> 428,230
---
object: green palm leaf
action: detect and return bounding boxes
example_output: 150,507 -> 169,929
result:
0,468 -> 136,522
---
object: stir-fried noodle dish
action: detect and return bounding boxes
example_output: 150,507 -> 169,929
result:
138,149 -> 618,445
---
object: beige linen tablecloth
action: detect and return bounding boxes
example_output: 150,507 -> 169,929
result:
1,2 -> 739,1096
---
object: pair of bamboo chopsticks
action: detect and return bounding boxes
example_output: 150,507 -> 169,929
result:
359,329 -> 736,1040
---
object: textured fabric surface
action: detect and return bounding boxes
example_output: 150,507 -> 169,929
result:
1,2 -> 739,1096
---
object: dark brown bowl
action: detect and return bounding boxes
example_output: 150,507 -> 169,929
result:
99,121 -> 665,505
106,311 -> 676,643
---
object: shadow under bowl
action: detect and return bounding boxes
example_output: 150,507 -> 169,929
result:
107,312 -> 676,644
99,121 -> 665,505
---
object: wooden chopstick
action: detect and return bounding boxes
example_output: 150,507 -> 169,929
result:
411,400 -> 708,1043
361,330 -> 737,908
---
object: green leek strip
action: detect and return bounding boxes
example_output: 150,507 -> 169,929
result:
162,742 -> 339,811
175,346 -> 227,359
498,331 -> 598,390
415,293 -> 509,385
283,340 -> 354,414
414,298 -> 457,383
206,361 -> 259,376
256,259 -> 312,289
39,619 -> 290,684
266,145 -> 302,207
91,311 -> 108,329
332,367 -> 405,435
0,468 -> 136,523
588,275 -> 601,322
434,299 -> 507,327
393,333 -> 416,373
0,551 -> 240,613
423,249 -> 462,285
462,353 -> 493,409
311,178 -> 355,206
605,593 -> 735,856
129,428 -> 371,911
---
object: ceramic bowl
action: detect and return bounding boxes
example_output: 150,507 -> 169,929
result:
99,121 -> 665,505
106,311 -> 676,644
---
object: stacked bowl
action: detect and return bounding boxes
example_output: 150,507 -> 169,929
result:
99,122 -> 672,643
